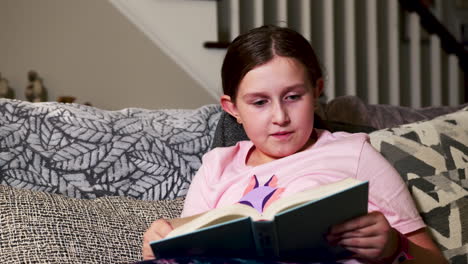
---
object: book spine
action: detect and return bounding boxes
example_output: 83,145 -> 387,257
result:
252,221 -> 279,258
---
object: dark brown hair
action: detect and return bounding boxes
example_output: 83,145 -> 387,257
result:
221,25 -> 323,101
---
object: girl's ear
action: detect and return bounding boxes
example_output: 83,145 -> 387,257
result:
313,78 -> 324,99
220,95 -> 241,121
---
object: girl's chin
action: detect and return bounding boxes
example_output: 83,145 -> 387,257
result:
253,142 -> 309,161
268,149 -> 301,159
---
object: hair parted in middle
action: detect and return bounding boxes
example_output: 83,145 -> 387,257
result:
221,25 -> 324,102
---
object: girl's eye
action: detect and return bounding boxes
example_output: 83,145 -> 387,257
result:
286,94 -> 301,101
253,100 -> 267,106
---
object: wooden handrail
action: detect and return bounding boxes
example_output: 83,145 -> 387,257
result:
399,0 -> 467,102
399,0 -> 468,73
205,0 -> 468,72
203,41 -> 229,49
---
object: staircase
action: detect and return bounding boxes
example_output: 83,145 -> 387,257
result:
109,0 -> 223,99
109,0 -> 467,108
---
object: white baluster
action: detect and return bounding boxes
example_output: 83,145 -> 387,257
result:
323,0 -> 335,100
430,36 -> 442,106
365,0 -> 378,104
388,0 -> 400,105
229,0 -> 240,40
409,13 -> 421,108
344,0 -> 357,96
448,55 -> 460,106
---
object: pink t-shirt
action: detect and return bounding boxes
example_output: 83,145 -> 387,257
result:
181,129 -> 425,252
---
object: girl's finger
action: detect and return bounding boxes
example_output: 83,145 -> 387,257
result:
142,243 -> 156,260
329,214 -> 377,235
143,232 -> 163,245
338,235 -> 383,249
142,233 -> 163,260
341,245 -> 383,260
338,223 -> 382,239
142,219 -> 174,260
153,219 -> 174,237
338,228 -> 399,261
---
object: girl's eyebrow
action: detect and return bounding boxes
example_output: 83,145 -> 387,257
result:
242,92 -> 268,100
242,84 -> 307,99
284,84 -> 307,92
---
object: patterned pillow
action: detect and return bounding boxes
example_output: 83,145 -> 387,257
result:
0,99 -> 222,200
369,107 -> 468,263
0,184 -> 184,264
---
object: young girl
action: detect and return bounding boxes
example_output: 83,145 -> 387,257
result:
142,25 -> 447,264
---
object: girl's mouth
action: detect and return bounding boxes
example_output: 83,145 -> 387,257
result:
271,131 -> 293,139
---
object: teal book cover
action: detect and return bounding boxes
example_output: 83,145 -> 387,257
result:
151,179 -> 368,262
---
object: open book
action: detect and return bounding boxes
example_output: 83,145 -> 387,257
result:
151,178 -> 368,262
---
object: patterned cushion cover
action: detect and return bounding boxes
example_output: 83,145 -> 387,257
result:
369,107 -> 468,263
0,184 -> 184,264
0,99 -> 222,200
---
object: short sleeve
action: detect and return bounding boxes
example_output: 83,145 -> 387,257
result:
356,142 -> 426,234
180,159 -> 214,217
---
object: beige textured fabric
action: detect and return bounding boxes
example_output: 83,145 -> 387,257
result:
369,107 -> 468,262
0,185 -> 184,264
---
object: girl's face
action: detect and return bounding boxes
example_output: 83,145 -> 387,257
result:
221,56 -> 323,166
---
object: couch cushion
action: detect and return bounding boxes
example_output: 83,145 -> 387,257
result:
0,99 -> 222,200
326,95 -> 468,129
369,107 -> 468,262
0,184 -> 184,264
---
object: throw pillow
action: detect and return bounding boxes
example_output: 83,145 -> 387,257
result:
0,99 -> 222,200
369,107 -> 468,263
0,185 -> 184,264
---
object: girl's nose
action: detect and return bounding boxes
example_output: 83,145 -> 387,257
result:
272,103 -> 290,126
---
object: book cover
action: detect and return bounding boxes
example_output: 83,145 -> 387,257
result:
151,178 -> 368,262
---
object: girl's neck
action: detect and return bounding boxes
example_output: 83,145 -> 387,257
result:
245,129 -> 318,167
245,147 -> 275,167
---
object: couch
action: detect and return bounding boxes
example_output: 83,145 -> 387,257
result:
0,97 -> 466,264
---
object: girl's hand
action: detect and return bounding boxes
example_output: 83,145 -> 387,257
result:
326,211 -> 399,262
142,219 -> 174,260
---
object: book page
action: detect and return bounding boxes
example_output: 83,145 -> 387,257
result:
168,214 -> 203,230
263,178 -> 362,219
166,203 -> 261,238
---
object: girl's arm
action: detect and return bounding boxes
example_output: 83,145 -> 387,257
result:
346,142 -> 447,262
406,228 -> 448,264
142,150 -> 218,260
327,211 -> 447,263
